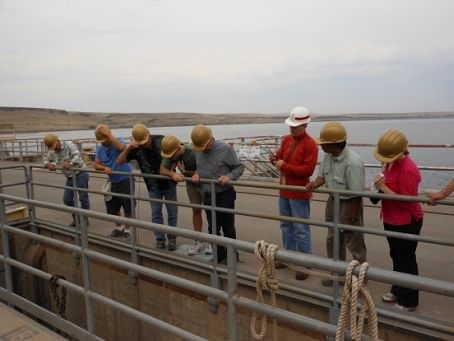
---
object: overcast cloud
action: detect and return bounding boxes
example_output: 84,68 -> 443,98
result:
1,0 -> 454,114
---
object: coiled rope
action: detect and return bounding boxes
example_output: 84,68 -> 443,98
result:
250,240 -> 279,341
336,260 -> 379,341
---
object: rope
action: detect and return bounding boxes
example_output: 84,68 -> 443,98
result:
49,275 -> 67,319
250,241 -> 279,341
335,260 -> 380,341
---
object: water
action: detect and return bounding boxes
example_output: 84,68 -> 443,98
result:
15,117 -> 454,190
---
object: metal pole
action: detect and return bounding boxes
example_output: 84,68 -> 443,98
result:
328,193 -> 341,330
208,181 -> 220,313
128,173 -> 138,284
226,246 -> 238,340
0,170 -> 13,297
26,166 -> 38,236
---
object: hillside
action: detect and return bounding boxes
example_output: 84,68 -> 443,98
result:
1,106 -> 454,133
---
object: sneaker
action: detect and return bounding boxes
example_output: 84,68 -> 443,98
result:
188,241 -> 203,256
168,238 -> 177,251
110,228 -> 125,237
204,243 -> 213,255
156,240 -> 166,249
381,292 -> 398,303
123,230 -> 131,241
393,303 -> 416,312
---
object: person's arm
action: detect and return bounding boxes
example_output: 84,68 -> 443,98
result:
117,142 -> 138,165
43,151 -> 57,171
427,178 -> 454,205
305,176 -> 325,191
64,142 -> 83,170
160,162 -> 184,182
221,147 -> 244,185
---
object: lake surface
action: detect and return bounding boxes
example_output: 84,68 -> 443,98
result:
16,117 -> 454,190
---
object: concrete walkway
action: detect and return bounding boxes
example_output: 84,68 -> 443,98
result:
1,161 -> 454,330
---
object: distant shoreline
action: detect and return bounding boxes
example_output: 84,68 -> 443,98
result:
1,106 -> 454,133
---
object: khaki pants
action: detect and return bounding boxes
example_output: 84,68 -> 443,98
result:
325,197 -> 367,263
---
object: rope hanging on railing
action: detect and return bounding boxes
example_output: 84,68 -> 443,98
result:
250,240 -> 279,341
335,260 -> 379,341
49,274 -> 67,319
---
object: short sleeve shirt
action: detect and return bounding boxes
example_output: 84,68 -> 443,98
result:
318,147 -> 365,199
160,143 -> 197,178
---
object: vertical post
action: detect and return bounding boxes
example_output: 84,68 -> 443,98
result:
328,193 -> 341,328
71,170 -> 82,264
226,246 -> 238,341
25,166 -> 38,236
79,205 -> 95,334
128,173 -> 138,284
0,171 -> 13,297
208,180 -> 220,313
19,141 -> 23,162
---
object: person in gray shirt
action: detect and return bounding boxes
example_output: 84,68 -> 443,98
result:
191,125 -> 244,262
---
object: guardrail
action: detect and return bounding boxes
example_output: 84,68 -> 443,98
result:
1,165 -> 454,340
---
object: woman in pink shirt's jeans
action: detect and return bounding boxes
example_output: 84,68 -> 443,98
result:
373,129 -> 423,312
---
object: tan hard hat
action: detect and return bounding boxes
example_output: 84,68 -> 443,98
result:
316,122 -> 347,144
43,134 -> 59,149
161,135 -> 181,158
374,129 -> 408,163
191,125 -> 213,151
131,123 -> 150,145
95,124 -> 109,144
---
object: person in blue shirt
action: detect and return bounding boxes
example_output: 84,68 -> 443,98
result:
94,124 -> 135,240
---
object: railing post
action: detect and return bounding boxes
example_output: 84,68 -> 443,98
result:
0,170 -> 14,297
79,205 -> 96,335
128,173 -> 138,284
18,141 -> 23,162
226,245 -> 238,341
208,180 -> 220,313
26,166 -> 38,236
71,169 -> 82,264
328,193 -> 341,333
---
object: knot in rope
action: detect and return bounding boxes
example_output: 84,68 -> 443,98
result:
336,260 -> 379,341
250,240 -> 279,341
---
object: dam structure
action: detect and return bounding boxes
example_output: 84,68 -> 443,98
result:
0,153 -> 453,339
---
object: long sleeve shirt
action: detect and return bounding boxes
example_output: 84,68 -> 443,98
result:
43,141 -> 85,178
195,140 -> 244,193
275,132 -> 318,200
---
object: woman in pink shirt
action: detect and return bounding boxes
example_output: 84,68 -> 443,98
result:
373,129 -> 423,312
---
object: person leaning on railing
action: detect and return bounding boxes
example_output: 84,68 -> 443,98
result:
373,129 -> 423,312
306,122 -> 367,287
426,178 -> 454,205
42,133 -> 90,226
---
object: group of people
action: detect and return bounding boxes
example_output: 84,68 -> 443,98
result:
42,106 -> 453,312
43,123 -> 244,263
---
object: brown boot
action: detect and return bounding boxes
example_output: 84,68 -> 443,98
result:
295,271 -> 308,280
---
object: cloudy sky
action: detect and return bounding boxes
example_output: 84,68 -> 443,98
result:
1,0 -> 454,114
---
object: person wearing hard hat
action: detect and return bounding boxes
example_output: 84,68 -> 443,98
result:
271,106 -> 318,281
306,122 -> 367,286
42,133 -> 90,226
190,125 -> 244,263
160,135 -> 205,255
94,124 -> 135,240
372,129 -> 423,312
117,123 -> 178,251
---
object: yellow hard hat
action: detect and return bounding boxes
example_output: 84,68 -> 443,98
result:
374,129 -> 408,163
95,124 -> 109,143
316,122 -> 347,144
131,123 -> 150,145
161,135 -> 181,158
191,125 -> 213,151
43,134 -> 59,149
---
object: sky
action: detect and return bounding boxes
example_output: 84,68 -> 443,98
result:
1,0 -> 454,114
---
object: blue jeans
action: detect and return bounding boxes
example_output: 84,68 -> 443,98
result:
148,183 -> 178,241
279,197 -> 311,254
63,172 -> 90,210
